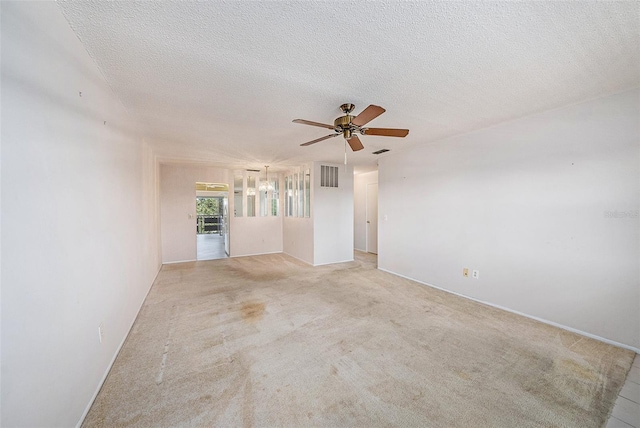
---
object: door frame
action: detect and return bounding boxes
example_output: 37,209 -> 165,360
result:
365,182 -> 378,254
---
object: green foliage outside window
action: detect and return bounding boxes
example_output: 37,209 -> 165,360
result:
196,197 -> 221,215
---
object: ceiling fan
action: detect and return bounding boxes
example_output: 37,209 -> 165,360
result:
293,104 -> 409,152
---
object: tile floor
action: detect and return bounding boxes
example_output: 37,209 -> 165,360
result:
607,354 -> 640,427
196,233 -> 228,260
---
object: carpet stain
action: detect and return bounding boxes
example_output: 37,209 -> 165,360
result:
229,264 -> 286,282
242,376 -> 254,428
455,369 -> 472,381
156,304 -> 178,385
560,358 -> 598,381
241,302 -> 265,323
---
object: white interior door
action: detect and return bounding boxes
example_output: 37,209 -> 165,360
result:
366,183 -> 378,254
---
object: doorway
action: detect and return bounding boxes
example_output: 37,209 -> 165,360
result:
196,182 -> 229,260
366,182 -> 378,254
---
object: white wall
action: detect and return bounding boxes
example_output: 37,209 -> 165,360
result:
1,2 -> 161,426
231,217 -> 283,257
354,170 -> 378,252
160,163 -> 283,261
313,162 -> 354,265
379,89 -> 640,350
160,164 -> 229,262
283,217 -> 314,264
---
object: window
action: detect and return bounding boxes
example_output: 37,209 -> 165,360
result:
304,169 -> 311,217
298,172 -> 304,217
284,167 -> 311,218
260,176 -> 279,217
260,182 -> 268,217
293,173 -> 298,216
285,175 -> 292,217
270,178 -> 279,216
246,176 -> 256,217
196,197 -> 222,234
234,175 -> 243,217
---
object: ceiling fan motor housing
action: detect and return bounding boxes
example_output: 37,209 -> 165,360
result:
334,114 -> 354,131
336,114 -> 367,139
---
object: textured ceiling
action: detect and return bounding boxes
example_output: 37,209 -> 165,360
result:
57,1 -> 639,173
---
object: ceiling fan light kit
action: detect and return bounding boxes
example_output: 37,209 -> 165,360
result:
293,103 -> 410,152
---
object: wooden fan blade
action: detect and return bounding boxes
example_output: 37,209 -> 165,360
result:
347,135 -> 364,151
300,133 -> 339,146
293,119 -> 335,130
351,105 -> 385,127
362,128 -> 409,137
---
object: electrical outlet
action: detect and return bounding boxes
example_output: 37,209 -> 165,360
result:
463,268 -> 469,277
472,270 -> 479,279
98,323 -> 104,344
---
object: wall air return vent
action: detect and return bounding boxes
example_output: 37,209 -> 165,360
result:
320,165 -> 339,188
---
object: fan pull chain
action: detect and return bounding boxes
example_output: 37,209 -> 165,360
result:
344,139 -> 347,165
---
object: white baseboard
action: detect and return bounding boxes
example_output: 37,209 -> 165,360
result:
76,265 -> 162,428
230,250 -> 283,258
378,267 -> 640,355
162,258 -> 196,264
314,258 -> 354,267
282,252 -> 314,266
281,253 -> 354,267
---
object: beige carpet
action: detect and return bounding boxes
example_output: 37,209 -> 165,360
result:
83,252 -> 634,427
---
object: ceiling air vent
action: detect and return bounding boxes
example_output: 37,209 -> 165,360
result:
372,149 -> 390,155
320,165 -> 339,188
